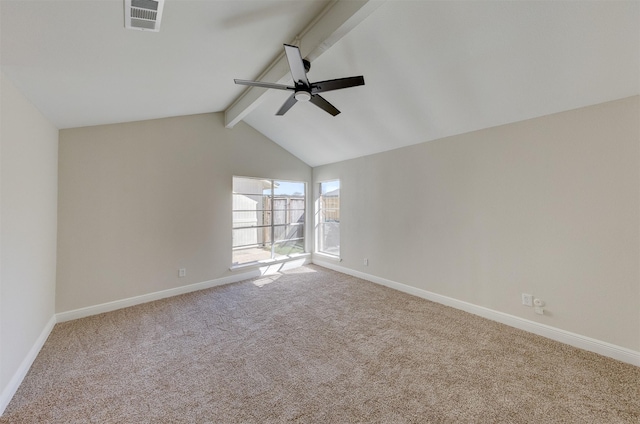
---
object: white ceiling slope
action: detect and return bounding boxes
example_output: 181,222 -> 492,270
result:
242,1 -> 640,166
2,1 -> 639,167
0,0 -> 331,128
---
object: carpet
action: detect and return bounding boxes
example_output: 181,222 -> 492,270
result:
1,265 -> 638,423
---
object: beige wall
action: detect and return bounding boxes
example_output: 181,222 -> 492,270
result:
0,73 -> 58,395
313,96 -> 640,351
57,113 -> 311,313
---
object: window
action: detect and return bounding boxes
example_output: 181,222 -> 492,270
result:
232,177 -> 305,266
317,180 -> 340,257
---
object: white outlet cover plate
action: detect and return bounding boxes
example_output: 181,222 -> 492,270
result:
522,293 -> 533,307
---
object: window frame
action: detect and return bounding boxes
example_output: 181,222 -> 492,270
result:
232,176 -> 306,267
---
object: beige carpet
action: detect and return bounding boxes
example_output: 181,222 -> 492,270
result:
2,265 -> 638,423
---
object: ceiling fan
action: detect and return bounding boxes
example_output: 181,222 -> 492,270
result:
234,44 -> 365,116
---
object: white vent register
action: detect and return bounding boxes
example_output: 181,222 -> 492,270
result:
124,0 -> 165,32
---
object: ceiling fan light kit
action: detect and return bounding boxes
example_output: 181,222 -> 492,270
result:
294,91 -> 312,102
234,44 -> 365,116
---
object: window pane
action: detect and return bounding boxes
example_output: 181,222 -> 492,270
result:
318,180 -> 340,256
273,208 -> 286,225
320,180 -> 340,195
273,200 -> 304,212
233,177 -> 271,196
232,177 -> 305,266
318,209 -> 339,224
273,197 -> 305,211
273,224 -> 303,242
232,244 -> 272,265
273,239 -> 305,259
273,208 -> 305,225
232,192 -> 269,205
274,181 -> 305,196
319,222 -> 340,255
320,200 -> 339,218
232,211 -> 269,228
232,227 -> 271,248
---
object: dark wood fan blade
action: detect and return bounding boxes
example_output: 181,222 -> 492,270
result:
309,94 -> 340,116
283,44 -> 310,88
276,94 -> 298,116
234,79 -> 293,91
311,76 -> 365,94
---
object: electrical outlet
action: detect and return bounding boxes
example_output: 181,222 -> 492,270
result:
178,268 -> 186,277
522,293 -> 533,307
363,258 -> 368,266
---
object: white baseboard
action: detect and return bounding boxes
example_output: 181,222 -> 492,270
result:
56,270 -> 262,323
0,315 -> 56,415
57,257 -> 313,323
312,259 -> 640,367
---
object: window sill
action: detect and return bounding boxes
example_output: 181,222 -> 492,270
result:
230,253 -> 310,271
312,252 -> 342,262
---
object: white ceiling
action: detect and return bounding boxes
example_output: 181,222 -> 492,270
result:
0,0 -> 330,127
2,1 -> 639,167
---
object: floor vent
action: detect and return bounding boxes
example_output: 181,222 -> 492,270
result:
124,0 -> 165,32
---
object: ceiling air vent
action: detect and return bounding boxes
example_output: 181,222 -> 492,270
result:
124,0 -> 165,32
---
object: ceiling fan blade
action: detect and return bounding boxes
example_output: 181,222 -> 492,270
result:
310,94 -> 340,116
312,76 -> 365,94
276,94 -> 298,116
234,79 -> 293,91
283,44 -> 310,88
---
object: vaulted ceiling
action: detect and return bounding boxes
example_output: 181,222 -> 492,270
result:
2,1 -> 638,167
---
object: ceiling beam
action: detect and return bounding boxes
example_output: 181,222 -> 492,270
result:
224,0 -> 385,128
